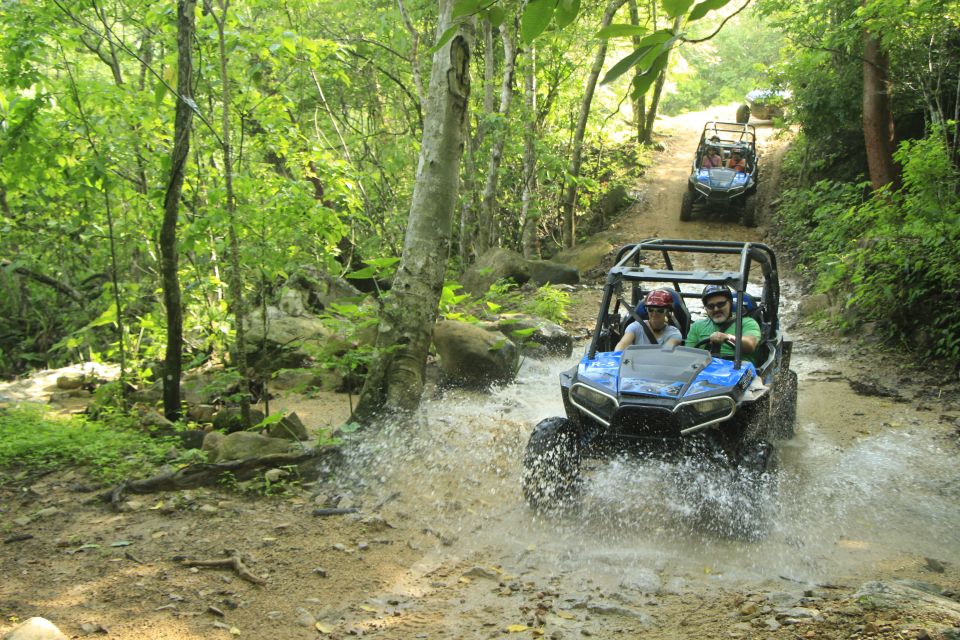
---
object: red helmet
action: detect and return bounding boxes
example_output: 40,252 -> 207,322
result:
645,289 -> 674,308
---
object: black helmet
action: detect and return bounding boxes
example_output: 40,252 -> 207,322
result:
701,284 -> 733,302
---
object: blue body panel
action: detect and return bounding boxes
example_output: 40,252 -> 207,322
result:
577,351 -> 755,400
696,168 -> 750,189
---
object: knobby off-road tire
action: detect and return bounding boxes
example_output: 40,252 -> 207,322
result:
522,416 -> 582,511
770,369 -> 798,439
680,189 -> 694,221
736,103 -> 751,124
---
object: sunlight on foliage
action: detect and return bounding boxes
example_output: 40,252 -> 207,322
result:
0,405 -> 177,485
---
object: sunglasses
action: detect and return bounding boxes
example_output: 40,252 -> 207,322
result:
647,307 -> 669,315
704,301 -> 729,311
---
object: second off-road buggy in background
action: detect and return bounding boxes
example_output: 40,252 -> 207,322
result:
521,238 -> 797,511
681,122 -> 759,227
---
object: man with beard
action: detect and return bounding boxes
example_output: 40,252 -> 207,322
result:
685,285 -> 760,364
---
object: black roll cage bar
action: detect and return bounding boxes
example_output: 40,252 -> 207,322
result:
587,238 -> 780,369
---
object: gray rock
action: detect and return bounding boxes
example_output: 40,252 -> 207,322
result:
528,260 -> 580,287
432,320 -> 519,389
461,248 -> 532,297
202,431 -> 297,463
854,580 -> 960,617
796,293 -> 832,319
462,566 -> 499,581
2,617 -> 68,640
495,314 -> 573,359
777,607 -> 823,621
265,412 -> 309,441
55,374 -> 85,390
213,407 -> 267,433
294,608 -> 316,628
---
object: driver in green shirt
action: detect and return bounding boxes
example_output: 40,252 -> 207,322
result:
685,285 -> 761,364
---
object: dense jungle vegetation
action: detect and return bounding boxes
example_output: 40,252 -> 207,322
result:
1,0 -> 958,433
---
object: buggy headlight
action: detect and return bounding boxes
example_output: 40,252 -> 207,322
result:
674,396 -> 736,434
570,383 -> 618,425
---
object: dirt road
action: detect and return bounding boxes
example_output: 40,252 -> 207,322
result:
2,111 -> 960,640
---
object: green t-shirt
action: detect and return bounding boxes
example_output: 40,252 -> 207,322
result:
685,316 -> 762,364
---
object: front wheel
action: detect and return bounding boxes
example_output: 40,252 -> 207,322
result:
736,103 -> 751,124
771,369 -> 798,439
680,189 -> 694,221
522,417 -> 582,511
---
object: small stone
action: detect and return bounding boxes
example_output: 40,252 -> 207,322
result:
198,504 -> 219,515
739,602 -> 759,616
13,516 -> 31,527
123,500 -> 144,512
357,541 -> 369,551
33,507 -> 60,518
332,543 -> 348,552
295,607 -> 316,628
313,567 -> 328,578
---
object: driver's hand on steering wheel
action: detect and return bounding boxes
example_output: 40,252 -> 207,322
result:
710,331 -> 732,345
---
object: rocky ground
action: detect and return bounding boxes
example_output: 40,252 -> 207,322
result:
3,107 -> 960,640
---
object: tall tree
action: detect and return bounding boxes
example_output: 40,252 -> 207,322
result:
159,0 -> 197,421
353,0 -> 474,422
560,0 -> 626,248
862,25 -> 899,189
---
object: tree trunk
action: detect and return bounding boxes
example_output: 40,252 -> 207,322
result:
862,29 -> 899,190
477,18 -> 519,254
560,0 -> 626,248
353,0 -> 473,423
159,0 -> 197,422
520,51 -> 540,260
213,0 -> 252,427
628,0 -> 646,143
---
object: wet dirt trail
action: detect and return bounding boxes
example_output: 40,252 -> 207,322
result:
2,109 -> 959,640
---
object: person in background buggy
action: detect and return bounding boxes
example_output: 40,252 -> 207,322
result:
701,145 -> 723,169
614,289 -> 682,350
727,149 -> 747,172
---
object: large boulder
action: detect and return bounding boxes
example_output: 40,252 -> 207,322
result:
279,266 -> 363,316
550,239 -> 614,274
528,260 -> 580,286
495,314 -> 574,359
432,320 -> 520,388
2,617 -> 68,640
243,306 -> 351,372
462,248 -> 532,297
202,431 -> 298,463
599,183 -> 631,218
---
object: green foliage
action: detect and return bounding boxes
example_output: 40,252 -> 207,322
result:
523,284 -> 571,324
0,405 -> 176,485
775,128 -> 960,361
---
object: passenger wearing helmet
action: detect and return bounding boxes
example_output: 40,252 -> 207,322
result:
614,289 -> 682,351
685,285 -> 760,364
727,149 -> 747,172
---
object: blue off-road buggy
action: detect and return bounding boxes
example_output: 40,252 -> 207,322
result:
522,239 -> 797,510
681,122 -> 759,227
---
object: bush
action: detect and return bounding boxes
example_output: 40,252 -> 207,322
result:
774,128 -> 960,362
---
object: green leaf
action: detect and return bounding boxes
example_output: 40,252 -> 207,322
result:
453,0 -> 486,19
429,25 -> 459,53
553,0 -> 580,30
365,256 -> 400,268
485,5 -> 506,28
520,0 -> 558,44
688,0 -> 731,22
630,52 -> 670,98
661,0 -> 695,18
601,46 -> 652,85
88,304 -> 118,329
597,24 -> 647,38
255,412 -> 285,427
153,80 -> 167,106
345,266 -> 377,279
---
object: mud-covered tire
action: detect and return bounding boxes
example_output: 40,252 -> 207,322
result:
521,417 -> 582,511
736,103 -> 751,124
771,369 -> 798,439
741,196 -> 757,227
680,189 -> 694,221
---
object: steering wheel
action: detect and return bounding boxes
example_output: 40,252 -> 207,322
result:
694,337 -> 722,356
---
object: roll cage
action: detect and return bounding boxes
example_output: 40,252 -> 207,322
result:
587,238 -> 781,372
696,122 -> 757,173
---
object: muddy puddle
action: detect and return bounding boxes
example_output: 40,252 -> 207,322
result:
342,338 -> 960,595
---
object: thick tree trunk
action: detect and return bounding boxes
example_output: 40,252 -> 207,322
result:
159,0 -> 196,421
863,29 -> 899,190
520,54 -> 540,260
560,0 -> 626,248
353,0 -> 473,423
477,18 -> 519,254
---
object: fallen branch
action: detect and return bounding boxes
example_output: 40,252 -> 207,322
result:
177,550 -> 266,585
312,507 -> 358,517
1,259 -> 83,303
100,445 -> 342,510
